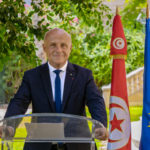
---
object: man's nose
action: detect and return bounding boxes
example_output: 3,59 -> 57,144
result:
55,45 -> 62,52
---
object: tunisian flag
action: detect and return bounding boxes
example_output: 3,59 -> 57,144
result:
107,14 -> 131,150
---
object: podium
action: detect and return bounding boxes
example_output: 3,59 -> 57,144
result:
0,113 -> 104,150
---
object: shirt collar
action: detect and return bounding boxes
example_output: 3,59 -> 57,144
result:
48,61 -> 68,73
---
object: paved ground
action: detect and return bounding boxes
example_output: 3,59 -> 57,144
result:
0,109 -> 141,150
131,118 -> 141,150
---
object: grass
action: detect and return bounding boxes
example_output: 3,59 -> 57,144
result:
0,106 -> 143,150
129,106 -> 142,121
86,106 -> 143,127
106,106 -> 142,122
86,106 -> 143,149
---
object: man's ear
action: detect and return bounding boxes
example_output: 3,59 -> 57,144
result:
43,43 -> 46,52
70,44 -> 72,51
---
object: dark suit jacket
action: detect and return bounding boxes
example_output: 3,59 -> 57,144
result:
4,62 -> 107,150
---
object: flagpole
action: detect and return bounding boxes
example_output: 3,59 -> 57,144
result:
140,3 -> 150,149
147,4 -> 149,19
107,5 -> 131,150
116,6 -> 119,15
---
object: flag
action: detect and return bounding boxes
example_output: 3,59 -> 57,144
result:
140,16 -> 150,150
107,14 -> 131,150
110,15 -> 127,56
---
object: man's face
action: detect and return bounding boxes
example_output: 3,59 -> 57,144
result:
43,30 -> 72,68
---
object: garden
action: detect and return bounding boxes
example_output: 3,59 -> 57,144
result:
0,0 -> 147,149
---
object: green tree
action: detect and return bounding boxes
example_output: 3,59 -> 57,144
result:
0,0 -> 112,69
121,0 -> 146,30
0,0 -> 145,103
0,0 -> 40,70
70,30 -> 144,86
0,0 -> 112,102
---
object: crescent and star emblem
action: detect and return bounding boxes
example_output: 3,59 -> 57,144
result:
107,96 -> 131,150
113,37 -> 125,50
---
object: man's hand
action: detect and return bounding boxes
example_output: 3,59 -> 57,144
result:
95,127 -> 108,140
0,126 -> 14,138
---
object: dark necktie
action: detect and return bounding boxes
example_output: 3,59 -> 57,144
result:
54,70 -> 62,113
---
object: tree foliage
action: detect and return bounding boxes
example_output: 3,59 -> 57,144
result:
121,0 -> 146,30
70,30 -> 144,86
0,0 -> 112,102
0,0 -> 146,103
0,0 -> 40,69
0,0 -> 111,67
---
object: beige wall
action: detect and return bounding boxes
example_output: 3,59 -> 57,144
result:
102,67 -> 144,108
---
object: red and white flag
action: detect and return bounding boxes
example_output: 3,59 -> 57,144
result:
107,14 -> 131,150
110,14 -> 127,55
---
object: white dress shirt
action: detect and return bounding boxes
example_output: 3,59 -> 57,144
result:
48,61 -> 68,102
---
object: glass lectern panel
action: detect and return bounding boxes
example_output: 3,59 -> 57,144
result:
0,113 -> 104,150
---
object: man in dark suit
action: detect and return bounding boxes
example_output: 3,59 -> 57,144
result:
0,28 -> 108,150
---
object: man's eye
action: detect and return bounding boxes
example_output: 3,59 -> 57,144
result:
50,44 -> 56,47
61,44 -> 67,48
